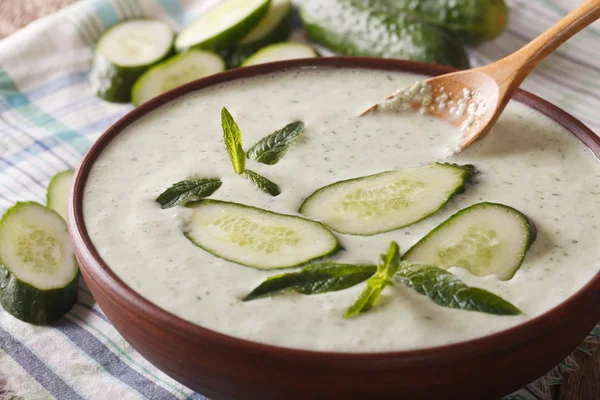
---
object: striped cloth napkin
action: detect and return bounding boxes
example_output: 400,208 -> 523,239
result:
0,1 -> 599,399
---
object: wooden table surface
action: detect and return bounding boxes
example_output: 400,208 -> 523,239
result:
0,0 -> 598,399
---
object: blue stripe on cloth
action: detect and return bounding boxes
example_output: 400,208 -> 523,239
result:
26,71 -> 89,101
0,67 -> 92,155
54,318 -> 182,400
0,326 -> 85,400
0,71 -> 87,116
0,98 -> 9,113
0,111 -> 126,172
75,301 -> 110,323
0,134 -> 74,172
0,155 -> 46,188
0,160 -> 46,201
75,112 -> 128,135
89,0 -> 120,28
156,0 -> 188,25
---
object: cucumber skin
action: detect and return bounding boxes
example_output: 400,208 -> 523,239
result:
0,264 -> 78,324
176,0 -> 271,53
299,0 -> 469,69
402,202 -> 537,280
0,202 -> 78,324
90,49 -> 173,103
224,10 -> 292,68
390,0 -> 509,44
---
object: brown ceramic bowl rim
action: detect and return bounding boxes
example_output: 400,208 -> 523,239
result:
71,57 -> 600,363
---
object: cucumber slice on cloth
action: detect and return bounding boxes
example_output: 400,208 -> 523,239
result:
184,200 -> 339,269
402,202 -> 537,280
241,42 -> 317,66
90,19 -> 174,103
131,51 -> 225,105
226,0 -> 293,68
175,0 -> 271,52
46,170 -> 75,221
300,163 -> 475,235
0,202 -> 78,324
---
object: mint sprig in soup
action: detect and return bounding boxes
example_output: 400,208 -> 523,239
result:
247,120 -> 305,165
221,107 -> 246,174
83,68 -> 598,352
156,178 -> 222,208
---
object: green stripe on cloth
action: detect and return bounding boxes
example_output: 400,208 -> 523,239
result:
0,67 -> 92,155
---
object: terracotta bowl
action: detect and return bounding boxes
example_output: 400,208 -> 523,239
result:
68,57 -> 600,400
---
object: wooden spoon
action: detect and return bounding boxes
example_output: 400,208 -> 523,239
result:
359,0 -> 600,152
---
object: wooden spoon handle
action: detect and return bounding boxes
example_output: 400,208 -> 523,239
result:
481,0 -> 600,90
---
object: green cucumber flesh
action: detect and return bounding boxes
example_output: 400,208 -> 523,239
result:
131,50 -> 225,105
241,42 -> 317,67
46,170 -> 75,221
402,202 -> 537,281
299,163 -> 475,235
90,19 -> 174,103
0,202 -> 78,324
225,0 -> 292,68
184,200 -> 339,269
175,0 -> 271,52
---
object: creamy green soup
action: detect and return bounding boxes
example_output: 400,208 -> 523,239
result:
83,67 -> 600,352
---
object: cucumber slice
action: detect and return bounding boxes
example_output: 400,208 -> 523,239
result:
184,200 -> 339,269
0,202 -> 78,324
241,42 -> 318,67
90,19 -> 175,103
300,163 -> 475,236
225,0 -> 293,68
175,0 -> 271,52
46,170 -> 75,221
402,202 -> 537,281
131,51 -> 225,105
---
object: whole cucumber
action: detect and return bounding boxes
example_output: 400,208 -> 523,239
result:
300,0 -> 469,68
390,0 -> 509,43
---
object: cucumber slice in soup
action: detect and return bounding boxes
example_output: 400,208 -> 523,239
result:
175,0 -> 271,52
226,0 -> 293,68
402,202 -> 537,280
46,170 -> 75,221
300,163 -> 475,235
90,19 -> 174,103
241,42 -> 318,66
131,51 -> 225,105
184,200 -> 339,269
0,202 -> 78,324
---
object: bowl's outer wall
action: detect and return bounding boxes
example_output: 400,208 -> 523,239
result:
69,57 -> 600,400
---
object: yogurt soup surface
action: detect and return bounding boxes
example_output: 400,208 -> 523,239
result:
83,67 -> 600,352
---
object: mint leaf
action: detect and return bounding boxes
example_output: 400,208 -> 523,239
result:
247,121 -> 304,165
221,107 -> 245,174
344,242 -> 400,318
394,261 -> 521,315
156,178 -> 222,209
242,169 -> 282,196
243,263 -> 376,301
